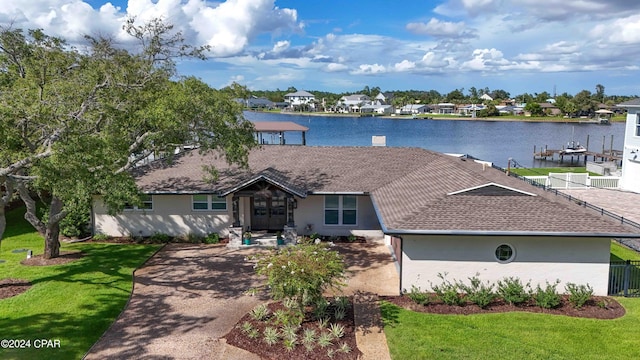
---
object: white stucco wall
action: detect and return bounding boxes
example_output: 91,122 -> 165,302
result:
293,195 -> 382,237
93,194 -> 233,237
401,235 -> 611,296
621,110 -> 640,193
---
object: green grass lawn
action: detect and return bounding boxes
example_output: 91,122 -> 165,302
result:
0,207 -> 160,360
611,241 -> 640,262
381,298 -> 640,360
381,241 -> 640,360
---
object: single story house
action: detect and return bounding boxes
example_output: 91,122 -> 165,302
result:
396,104 -> 430,115
92,146 -> 638,295
361,104 -> 393,115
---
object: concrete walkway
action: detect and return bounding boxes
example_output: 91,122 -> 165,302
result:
84,242 -> 398,359
334,242 -> 399,360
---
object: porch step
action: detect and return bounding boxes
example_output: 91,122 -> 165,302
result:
255,237 -> 278,246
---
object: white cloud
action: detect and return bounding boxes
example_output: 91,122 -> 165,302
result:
406,18 -> 474,38
394,60 -> 416,72
352,64 -> 386,75
591,14 -> 640,45
462,48 -> 510,71
272,40 -> 291,53
325,63 -> 348,72
0,0 -> 303,57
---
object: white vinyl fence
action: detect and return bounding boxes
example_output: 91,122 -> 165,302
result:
524,173 -> 619,189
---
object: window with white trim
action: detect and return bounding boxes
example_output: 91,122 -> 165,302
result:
636,114 -> 640,136
192,195 -> 227,211
324,195 -> 357,225
124,194 -> 153,211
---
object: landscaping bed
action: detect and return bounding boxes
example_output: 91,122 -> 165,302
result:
381,294 -> 625,319
0,278 -> 32,300
224,299 -> 361,360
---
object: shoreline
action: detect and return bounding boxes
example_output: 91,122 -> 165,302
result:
246,110 -> 624,124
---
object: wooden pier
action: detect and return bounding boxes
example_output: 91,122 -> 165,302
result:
533,135 -> 623,165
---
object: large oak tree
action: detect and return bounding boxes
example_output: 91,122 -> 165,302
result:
0,19 -> 256,258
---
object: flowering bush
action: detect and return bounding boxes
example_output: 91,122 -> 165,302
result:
251,243 -> 346,309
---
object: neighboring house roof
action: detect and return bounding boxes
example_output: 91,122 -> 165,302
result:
399,104 -> 429,110
361,104 -> 392,110
284,90 -> 315,98
480,94 -> 493,101
132,146 -> 638,237
618,98 -> 640,107
341,94 -> 370,101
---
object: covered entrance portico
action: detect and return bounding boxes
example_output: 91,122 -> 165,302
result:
223,175 -> 304,247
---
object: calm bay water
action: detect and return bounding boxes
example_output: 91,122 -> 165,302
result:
244,111 -> 626,169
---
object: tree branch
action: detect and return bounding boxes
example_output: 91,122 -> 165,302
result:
16,181 -> 46,234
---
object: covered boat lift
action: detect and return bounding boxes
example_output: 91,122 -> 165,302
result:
252,121 -> 309,145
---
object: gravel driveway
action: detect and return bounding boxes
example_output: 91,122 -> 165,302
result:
84,242 -> 398,359
84,244 -> 265,360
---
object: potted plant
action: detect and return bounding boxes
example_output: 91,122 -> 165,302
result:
276,231 -> 284,245
242,231 -> 252,246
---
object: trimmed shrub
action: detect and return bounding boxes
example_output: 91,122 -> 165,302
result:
431,273 -> 465,306
534,280 -> 562,309
251,243 -> 346,310
149,232 -> 171,243
405,285 -> 429,305
459,275 -> 496,309
497,277 -> 531,305
565,283 -> 594,309
204,232 -> 220,244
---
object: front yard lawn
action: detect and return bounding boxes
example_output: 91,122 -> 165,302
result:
381,297 -> 640,360
0,207 -> 160,360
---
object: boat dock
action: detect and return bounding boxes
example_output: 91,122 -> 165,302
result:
533,135 -> 623,165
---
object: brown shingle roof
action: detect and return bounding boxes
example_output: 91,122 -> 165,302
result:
133,146 -> 638,237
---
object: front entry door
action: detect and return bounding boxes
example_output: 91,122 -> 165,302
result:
252,195 -> 287,231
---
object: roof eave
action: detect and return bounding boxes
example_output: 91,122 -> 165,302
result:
383,229 -> 640,238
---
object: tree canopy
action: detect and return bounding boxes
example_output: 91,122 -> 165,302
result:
0,19 -> 256,258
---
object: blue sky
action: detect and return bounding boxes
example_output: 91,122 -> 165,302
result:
3,0 -> 640,96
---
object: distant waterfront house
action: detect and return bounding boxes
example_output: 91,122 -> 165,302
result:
339,94 -> 371,112
480,93 -> 493,102
436,102 -> 456,114
617,98 -> 640,193
284,90 -> 316,110
375,92 -> 395,105
361,104 -> 393,115
235,96 -> 274,110
458,104 -> 486,117
539,102 -> 561,116
92,146 -> 638,296
397,104 -> 430,115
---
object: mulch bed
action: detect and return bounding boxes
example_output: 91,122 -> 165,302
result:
20,251 -> 85,266
0,278 -> 32,300
380,295 -> 626,319
224,300 -> 362,360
